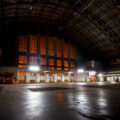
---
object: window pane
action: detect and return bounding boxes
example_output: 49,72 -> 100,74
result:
19,55 -> 27,64
49,59 -> 54,66
64,42 -> 68,58
30,56 -> 37,65
71,46 -> 75,59
57,60 -> 62,67
40,57 -> 46,65
48,37 -> 54,56
19,36 -> 27,52
57,39 -> 62,57
30,35 -> 37,54
40,36 -> 46,55
64,60 -> 69,67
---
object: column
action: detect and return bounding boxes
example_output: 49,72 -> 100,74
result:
37,34 -> 40,65
46,36 -> 49,69
54,38 -> 57,70
62,39 -> 64,70
27,33 -> 30,65
68,39 -> 71,71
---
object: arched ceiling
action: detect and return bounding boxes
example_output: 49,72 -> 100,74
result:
0,0 -> 120,63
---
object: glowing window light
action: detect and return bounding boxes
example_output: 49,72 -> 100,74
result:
89,71 -> 96,75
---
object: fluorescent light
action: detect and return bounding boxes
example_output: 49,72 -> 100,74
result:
98,73 -> 103,77
29,65 -> 40,71
77,69 -> 84,73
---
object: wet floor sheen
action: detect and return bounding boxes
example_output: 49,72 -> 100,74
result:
0,83 -> 120,120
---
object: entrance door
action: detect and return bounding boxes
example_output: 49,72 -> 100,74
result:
57,73 -> 62,82
50,73 -> 54,82
18,72 -> 26,83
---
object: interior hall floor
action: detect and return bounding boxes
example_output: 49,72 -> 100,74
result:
0,83 -> 120,120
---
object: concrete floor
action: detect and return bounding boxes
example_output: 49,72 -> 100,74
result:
0,83 -> 120,120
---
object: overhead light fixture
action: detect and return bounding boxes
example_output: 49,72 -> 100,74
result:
29,65 -> 40,72
98,73 -> 103,77
77,69 -> 84,73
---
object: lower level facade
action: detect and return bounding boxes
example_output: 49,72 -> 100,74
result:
1,66 -> 120,84
17,71 -> 76,83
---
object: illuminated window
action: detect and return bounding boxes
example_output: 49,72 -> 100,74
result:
49,59 -> 54,66
64,42 -> 68,58
18,72 -> 26,76
116,59 -> 120,62
19,55 -> 27,64
71,74 -> 75,76
48,37 -> 54,56
40,57 -> 46,65
71,68 -> 75,71
71,46 -> 75,59
40,36 -> 46,55
19,36 -> 27,52
64,60 -> 69,67
57,68 -> 62,71
57,39 -> 62,57
30,35 -> 37,54
64,73 -> 68,76
30,56 -> 37,64
57,73 -> 62,76
49,67 -> 55,70
50,73 -> 54,76
64,68 -> 69,71
30,72 -> 37,76
64,60 -> 69,70
71,61 -> 75,68
18,65 -> 27,68
40,73 -> 45,76
57,60 -> 62,67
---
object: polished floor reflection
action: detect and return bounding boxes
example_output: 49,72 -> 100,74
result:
0,83 -> 120,120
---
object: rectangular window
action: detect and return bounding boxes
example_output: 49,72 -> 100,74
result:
70,46 -> 75,59
40,73 -> 45,76
57,60 -> 62,67
30,56 -> 37,65
18,72 -> 26,76
49,59 -> 54,66
64,42 -> 68,58
30,35 -> 37,54
64,60 -> 69,67
19,55 -> 27,64
48,37 -> 54,56
18,65 -> 27,68
64,73 -> 68,76
49,67 -> 55,70
71,61 -> 75,68
19,36 -> 27,52
40,36 -> 46,55
57,68 -> 62,71
64,68 -> 69,71
57,39 -> 62,57
57,73 -> 62,76
40,57 -> 46,65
